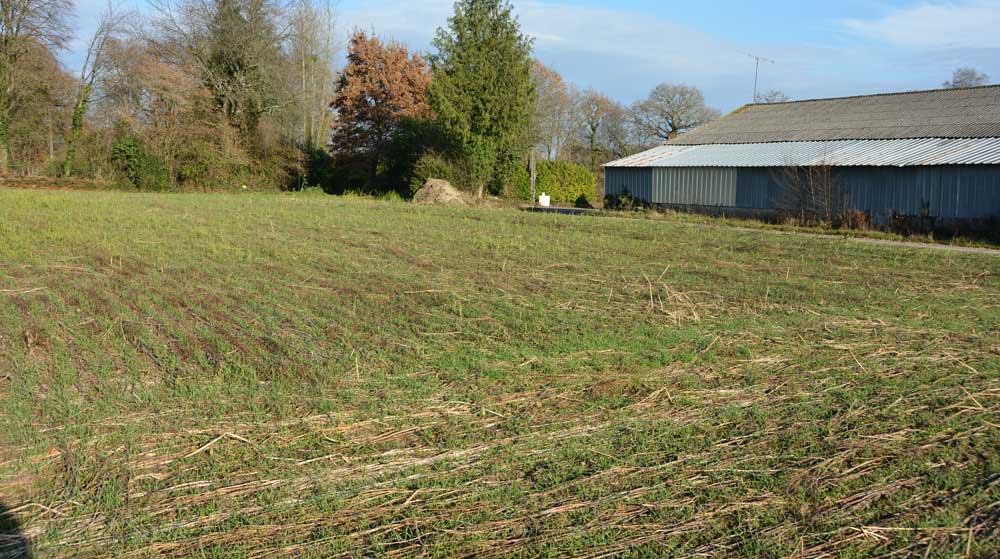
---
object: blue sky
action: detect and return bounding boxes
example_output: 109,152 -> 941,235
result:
73,0 -> 1000,113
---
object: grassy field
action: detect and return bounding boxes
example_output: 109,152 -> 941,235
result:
0,189 -> 998,558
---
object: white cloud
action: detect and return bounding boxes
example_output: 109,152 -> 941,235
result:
842,1 -> 1000,49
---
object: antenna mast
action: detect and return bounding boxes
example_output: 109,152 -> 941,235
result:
748,53 -> 776,102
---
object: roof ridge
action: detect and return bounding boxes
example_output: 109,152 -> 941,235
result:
669,135 -> 1000,146
666,137 -> 998,147
749,84 -> 1000,106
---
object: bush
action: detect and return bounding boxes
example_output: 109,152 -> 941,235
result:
110,136 -> 171,191
327,118 -> 447,197
603,192 -> 642,211
409,152 -> 470,194
512,160 -> 595,205
491,150 -> 527,197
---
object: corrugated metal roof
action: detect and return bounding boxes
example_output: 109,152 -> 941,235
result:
668,85 -> 1000,145
604,138 -> 1000,168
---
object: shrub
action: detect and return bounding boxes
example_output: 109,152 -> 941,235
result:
603,192 -> 642,211
409,152 -> 471,194
509,162 -> 530,199
110,136 -> 170,191
53,128 -> 116,181
512,160 -> 595,205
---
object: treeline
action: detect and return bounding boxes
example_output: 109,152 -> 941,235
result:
1,0 -> 334,189
328,0 -> 721,202
0,0 -> 720,198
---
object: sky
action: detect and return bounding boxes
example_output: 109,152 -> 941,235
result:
72,0 -> 1000,113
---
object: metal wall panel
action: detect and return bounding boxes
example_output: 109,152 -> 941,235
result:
652,167 -> 737,206
604,168 -> 652,200
605,165 -> 1000,219
735,165 -> 1000,219
735,169 -> 779,209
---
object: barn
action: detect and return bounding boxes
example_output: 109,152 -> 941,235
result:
603,86 -> 1000,225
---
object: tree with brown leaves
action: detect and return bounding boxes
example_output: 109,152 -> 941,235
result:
331,30 -> 432,179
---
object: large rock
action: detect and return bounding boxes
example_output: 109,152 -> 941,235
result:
412,178 -> 468,206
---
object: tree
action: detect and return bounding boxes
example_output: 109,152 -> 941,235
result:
288,0 -> 336,153
5,40 -> 72,174
754,89 -> 789,104
286,0 -> 336,189
428,0 -> 534,198
576,89 -> 614,172
943,67 -> 989,88
205,0 -> 285,134
331,30 -> 431,186
566,91 -> 647,171
64,3 -> 133,177
632,83 -> 719,142
776,162 -> 845,227
601,100 -> 648,160
100,36 -> 246,189
150,0 -> 287,136
0,0 -> 72,172
530,61 -> 578,161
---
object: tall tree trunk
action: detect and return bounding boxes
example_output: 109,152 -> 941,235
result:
589,127 -> 597,173
0,89 -> 12,175
62,85 -> 90,178
301,42 -> 310,150
48,118 -> 54,162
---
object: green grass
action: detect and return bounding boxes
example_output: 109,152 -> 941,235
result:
0,189 -> 997,558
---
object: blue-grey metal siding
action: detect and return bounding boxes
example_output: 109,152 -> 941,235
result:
737,165 -> 1000,219
605,165 -> 1000,220
735,170 -> 779,209
652,168 -> 737,206
605,167 -> 736,207
604,168 -> 652,200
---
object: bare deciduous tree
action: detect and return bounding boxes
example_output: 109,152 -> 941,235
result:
288,0 -> 336,153
576,89 -> 615,172
0,0 -> 72,172
942,67 -> 990,88
775,161 -> 848,226
601,100 -> 649,160
754,89 -> 789,104
64,2 -> 135,177
100,36 -> 246,186
530,61 -> 579,161
631,83 -> 720,142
